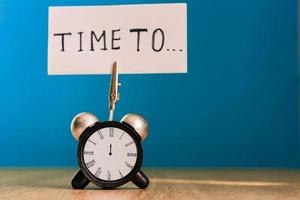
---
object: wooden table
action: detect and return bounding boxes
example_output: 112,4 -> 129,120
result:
0,169 -> 299,200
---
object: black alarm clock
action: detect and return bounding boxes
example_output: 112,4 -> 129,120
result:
71,62 -> 149,189
71,113 -> 149,189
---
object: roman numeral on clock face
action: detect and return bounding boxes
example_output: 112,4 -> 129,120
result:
127,153 -> 137,157
109,128 -> 114,137
84,151 -> 94,155
119,170 -> 124,178
86,159 -> 96,168
125,141 -> 134,147
88,139 -> 96,145
107,170 -> 111,180
119,131 -> 125,140
125,162 -> 133,169
94,167 -> 102,177
98,130 -> 104,139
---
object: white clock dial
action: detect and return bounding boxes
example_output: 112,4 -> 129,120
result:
83,127 -> 138,181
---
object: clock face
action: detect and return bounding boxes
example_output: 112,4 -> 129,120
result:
82,126 -> 138,181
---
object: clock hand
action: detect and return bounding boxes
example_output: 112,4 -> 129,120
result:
109,144 -> 112,156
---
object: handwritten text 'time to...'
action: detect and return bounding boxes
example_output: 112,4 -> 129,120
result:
48,4 -> 187,74
53,28 -> 183,53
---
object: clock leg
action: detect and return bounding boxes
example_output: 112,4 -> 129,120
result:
132,170 -> 149,189
71,169 -> 90,189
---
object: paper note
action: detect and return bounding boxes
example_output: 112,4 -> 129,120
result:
48,3 -> 187,75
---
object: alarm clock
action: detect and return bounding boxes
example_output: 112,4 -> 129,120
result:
71,62 -> 149,189
71,113 -> 149,189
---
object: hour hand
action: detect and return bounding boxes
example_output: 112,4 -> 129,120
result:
109,144 -> 112,156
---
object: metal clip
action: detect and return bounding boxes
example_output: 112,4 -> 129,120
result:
108,62 -> 121,121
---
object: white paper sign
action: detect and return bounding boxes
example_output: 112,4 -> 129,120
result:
48,3 -> 187,75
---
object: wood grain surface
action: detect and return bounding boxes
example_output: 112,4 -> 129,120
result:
0,169 -> 300,200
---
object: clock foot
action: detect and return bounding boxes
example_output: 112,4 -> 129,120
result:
132,170 -> 149,189
71,169 -> 90,189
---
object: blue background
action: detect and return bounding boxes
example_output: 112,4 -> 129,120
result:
0,0 -> 299,167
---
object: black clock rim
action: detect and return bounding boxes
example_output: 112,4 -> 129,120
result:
77,121 -> 143,188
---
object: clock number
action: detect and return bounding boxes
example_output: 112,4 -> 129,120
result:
88,139 -> 96,145
84,151 -> 94,155
119,170 -> 124,178
98,130 -> 104,139
107,170 -> 111,180
127,153 -> 137,157
109,128 -> 114,137
86,159 -> 96,168
94,167 -> 102,178
125,141 -> 134,147
119,132 -> 125,140
125,162 -> 133,169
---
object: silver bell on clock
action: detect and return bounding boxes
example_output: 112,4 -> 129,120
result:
70,112 -> 99,140
121,113 -> 149,141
